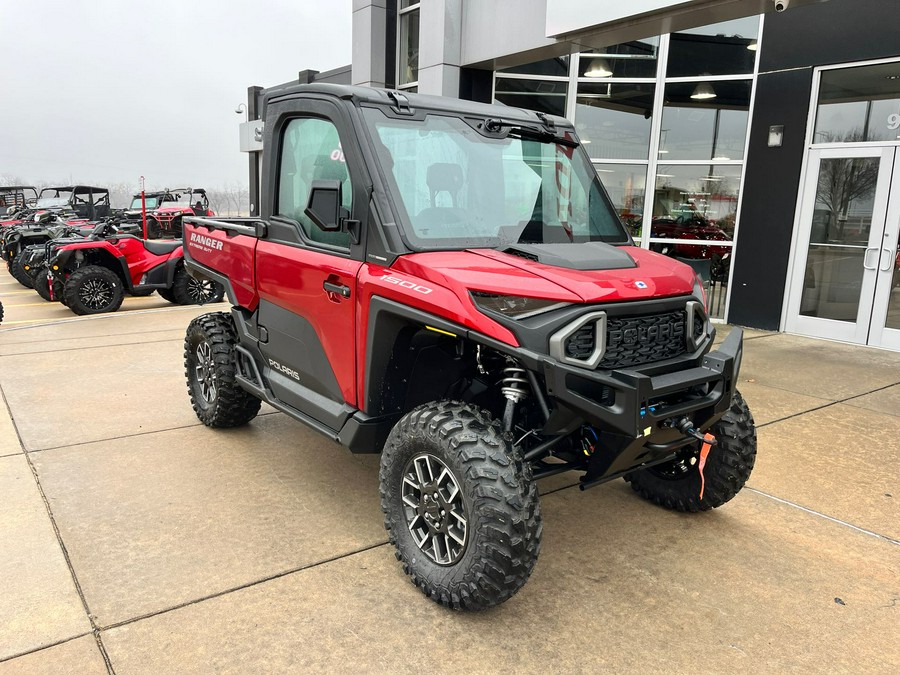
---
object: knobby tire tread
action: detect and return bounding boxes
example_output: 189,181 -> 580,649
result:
380,401 -> 542,611
184,312 -> 261,428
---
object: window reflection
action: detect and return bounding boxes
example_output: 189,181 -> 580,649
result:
399,9 -> 420,85
660,81 -> 751,160
652,165 -> 738,284
499,56 -> 569,78
814,62 -> 900,143
494,78 -> 567,117
575,83 -> 654,159
594,163 -> 646,238
667,16 -> 759,77
578,39 -> 658,79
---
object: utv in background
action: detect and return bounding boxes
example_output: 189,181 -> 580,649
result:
0,186 -> 38,215
147,188 -> 213,239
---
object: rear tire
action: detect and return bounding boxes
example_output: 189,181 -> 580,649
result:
172,267 -> 224,305
380,401 -> 542,610
158,287 -> 177,304
63,265 -> 125,315
184,312 -> 261,427
625,390 -> 756,512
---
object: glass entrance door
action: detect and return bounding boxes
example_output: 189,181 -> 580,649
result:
786,147 -> 900,348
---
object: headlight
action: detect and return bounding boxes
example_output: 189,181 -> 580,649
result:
471,291 -> 570,320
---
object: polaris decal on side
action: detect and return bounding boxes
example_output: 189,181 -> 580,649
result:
268,359 -> 300,381
189,232 -> 224,253
383,276 -> 433,294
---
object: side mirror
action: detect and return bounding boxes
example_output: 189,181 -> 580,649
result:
304,180 -> 343,232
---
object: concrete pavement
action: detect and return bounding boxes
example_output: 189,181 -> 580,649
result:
1,273 -> 898,673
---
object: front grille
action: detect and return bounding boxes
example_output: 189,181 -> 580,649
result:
599,310 -> 687,369
565,324 -> 595,359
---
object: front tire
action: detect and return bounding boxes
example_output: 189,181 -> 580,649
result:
625,390 -> 756,512
172,267 -> 224,305
63,266 -> 125,315
10,251 -> 33,288
184,312 -> 261,427
33,272 -> 54,301
380,401 -> 542,610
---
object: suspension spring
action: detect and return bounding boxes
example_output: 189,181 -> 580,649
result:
501,363 -> 531,403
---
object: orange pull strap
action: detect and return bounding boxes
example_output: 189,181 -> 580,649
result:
698,433 -> 716,500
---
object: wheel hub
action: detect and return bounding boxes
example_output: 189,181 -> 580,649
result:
194,340 -> 217,403
80,278 -> 113,309
401,453 -> 467,565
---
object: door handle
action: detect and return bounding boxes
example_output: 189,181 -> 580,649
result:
881,248 -> 895,272
862,247 -> 879,270
323,281 -> 351,298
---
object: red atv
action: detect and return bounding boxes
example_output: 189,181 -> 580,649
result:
181,84 -> 756,610
45,221 -> 224,315
146,188 -> 213,239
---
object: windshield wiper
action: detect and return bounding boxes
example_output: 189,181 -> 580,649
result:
483,118 -> 579,148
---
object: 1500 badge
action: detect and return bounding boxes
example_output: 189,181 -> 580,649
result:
383,276 -> 432,294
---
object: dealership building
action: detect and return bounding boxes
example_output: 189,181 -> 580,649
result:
248,0 -> 900,351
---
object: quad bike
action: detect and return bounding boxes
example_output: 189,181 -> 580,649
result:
45,221 -> 224,315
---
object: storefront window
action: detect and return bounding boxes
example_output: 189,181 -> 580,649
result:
667,17 -> 759,78
594,164 -> 646,239
575,83 -> 655,159
578,39 -> 659,79
653,165 -> 741,237
814,62 -> 900,144
659,81 -> 752,160
494,78 -> 567,117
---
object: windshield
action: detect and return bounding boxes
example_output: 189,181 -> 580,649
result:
35,197 -> 70,208
130,196 -> 159,209
363,108 -> 629,250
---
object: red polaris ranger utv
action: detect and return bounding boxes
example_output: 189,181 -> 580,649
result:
182,84 -> 756,611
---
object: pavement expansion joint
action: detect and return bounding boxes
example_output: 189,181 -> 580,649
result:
1,336 -> 179,357
746,487 -> 900,546
0,302 -> 228,334
0,632 -> 94,666
756,380 -> 900,429
97,540 -> 391,633
24,410 -> 283,455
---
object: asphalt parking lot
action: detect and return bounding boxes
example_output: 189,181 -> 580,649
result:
1,273 -> 898,674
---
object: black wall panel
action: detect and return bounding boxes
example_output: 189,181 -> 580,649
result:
729,68 -> 813,329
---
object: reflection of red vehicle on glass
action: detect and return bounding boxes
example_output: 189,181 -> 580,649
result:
650,212 -> 732,282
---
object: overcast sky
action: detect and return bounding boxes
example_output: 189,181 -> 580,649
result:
0,0 -> 352,194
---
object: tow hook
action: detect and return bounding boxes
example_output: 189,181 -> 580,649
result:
673,418 -> 717,499
673,417 -> 717,446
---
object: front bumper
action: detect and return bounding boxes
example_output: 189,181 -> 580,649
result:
542,327 -> 742,439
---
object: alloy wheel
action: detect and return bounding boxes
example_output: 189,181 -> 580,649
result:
193,340 -> 217,404
401,453 -> 468,565
79,278 -> 115,310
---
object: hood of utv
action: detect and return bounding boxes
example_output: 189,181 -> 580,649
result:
395,243 -> 696,304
